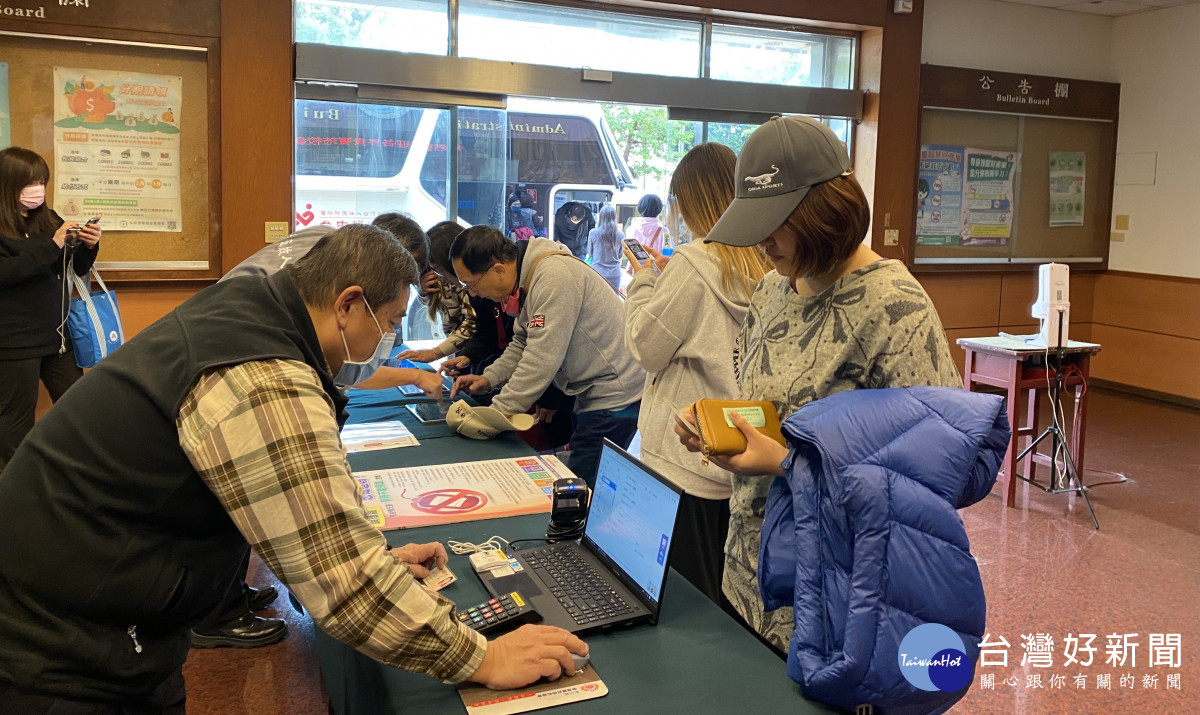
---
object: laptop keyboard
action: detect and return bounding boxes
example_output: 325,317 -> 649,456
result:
524,544 -> 636,625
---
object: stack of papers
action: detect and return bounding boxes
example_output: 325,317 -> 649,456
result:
340,421 -> 420,452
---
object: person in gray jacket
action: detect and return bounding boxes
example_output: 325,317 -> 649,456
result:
222,225 -> 335,279
450,228 -> 644,486
623,143 -> 771,603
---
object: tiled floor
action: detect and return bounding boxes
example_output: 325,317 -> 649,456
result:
182,388 -> 1199,714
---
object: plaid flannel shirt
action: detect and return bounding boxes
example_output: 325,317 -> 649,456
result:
177,358 -> 486,682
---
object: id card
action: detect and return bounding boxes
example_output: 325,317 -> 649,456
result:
669,402 -> 701,437
422,564 -> 457,591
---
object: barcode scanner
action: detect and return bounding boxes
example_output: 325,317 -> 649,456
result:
547,477 -> 589,540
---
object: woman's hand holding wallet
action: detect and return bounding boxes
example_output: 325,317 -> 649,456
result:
673,400 -> 789,477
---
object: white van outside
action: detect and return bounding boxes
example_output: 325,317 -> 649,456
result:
293,97 -> 637,236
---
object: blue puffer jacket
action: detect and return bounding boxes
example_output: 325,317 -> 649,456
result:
758,387 -> 1009,714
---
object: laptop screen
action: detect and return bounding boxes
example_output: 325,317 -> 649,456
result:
583,442 -> 683,606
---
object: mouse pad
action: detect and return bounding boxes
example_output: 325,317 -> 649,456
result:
458,665 -> 606,714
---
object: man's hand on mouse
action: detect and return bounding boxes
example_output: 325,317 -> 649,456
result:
469,624 -> 589,689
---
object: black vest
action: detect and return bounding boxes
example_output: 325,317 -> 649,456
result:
0,270 -> 346,701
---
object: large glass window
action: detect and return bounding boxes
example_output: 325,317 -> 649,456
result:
710,24 -> 854,89
295,0 -> 448,55
295,101 -> 424,179
459,0 -> 703,78
295,98 -> 639,230
294,100 -> 448,228
705,123 -> 757,155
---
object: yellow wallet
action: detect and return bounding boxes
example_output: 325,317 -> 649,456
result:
689,399 -> 785,457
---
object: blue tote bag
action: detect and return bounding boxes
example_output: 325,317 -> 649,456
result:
68,266 -> 126,368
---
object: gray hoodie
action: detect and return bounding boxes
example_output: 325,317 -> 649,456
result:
624,242 -> 750,499
482,238 -> 645,415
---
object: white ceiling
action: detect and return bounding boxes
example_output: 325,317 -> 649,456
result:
994,0 -> 1200,16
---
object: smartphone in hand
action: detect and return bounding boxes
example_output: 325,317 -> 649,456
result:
66,216 -> 101,248
622,239 -> 660,275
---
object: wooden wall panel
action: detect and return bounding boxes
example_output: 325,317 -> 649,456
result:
220,0 -> 293,272
1069,272 -> 1096,323
1093,272 -> 1200,339
0,0 -> 219,38
999,273 -> 1037,326
867,0 -> 926,261
1090,324 -> 1200,401
117,285 -> 204,336
998,271 -> 1096,326
919,273 -> 1002,330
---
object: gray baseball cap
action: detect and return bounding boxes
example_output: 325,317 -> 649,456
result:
705,115 -> 852,247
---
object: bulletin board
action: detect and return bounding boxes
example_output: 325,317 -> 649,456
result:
916,109 -> 1114,264
0,33 -> 217,276
913,65 -> 1119,270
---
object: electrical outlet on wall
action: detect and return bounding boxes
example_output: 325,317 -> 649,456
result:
884,229 -> 900,247
265,222 -> 289,243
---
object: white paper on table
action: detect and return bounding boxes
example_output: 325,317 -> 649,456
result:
340,421 -> 420,452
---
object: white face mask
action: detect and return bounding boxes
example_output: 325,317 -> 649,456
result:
19,184 -> 45,210
334,296 -> 396,386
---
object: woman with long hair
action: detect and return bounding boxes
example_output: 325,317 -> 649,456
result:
586,204 -> 623,291
0,146 -> 102,469
623,143 -> 771,603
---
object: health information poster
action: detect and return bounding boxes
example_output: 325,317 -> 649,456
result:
961,148 -> 1018,246
52,67 -> 183,231
917,145 -> 1020,246
916,145 -> 965,246
354,455 -> 568,530
1049,151 -> 1086,227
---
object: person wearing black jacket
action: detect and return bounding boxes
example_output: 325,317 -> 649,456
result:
0,147 -> 101,470
552,202 -> 593,258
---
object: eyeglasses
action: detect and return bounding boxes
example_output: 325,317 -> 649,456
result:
461,263 -> 497,292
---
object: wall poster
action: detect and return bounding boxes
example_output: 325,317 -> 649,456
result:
916,144 -> 964,246
961,148 -> 1018,246
1049,151 -> 1085,227
52,67 -> 183,232
917,145 -> 1019,246
0,63 -> 9,149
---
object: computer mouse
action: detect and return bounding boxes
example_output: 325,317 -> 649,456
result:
570,651 -> 589,672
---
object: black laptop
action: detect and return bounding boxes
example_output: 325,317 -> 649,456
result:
480,439 -> 684,634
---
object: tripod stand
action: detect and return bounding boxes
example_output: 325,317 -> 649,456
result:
1012,308 -> 1123,529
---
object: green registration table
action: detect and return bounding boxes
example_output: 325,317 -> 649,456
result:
315,387 -> 827,714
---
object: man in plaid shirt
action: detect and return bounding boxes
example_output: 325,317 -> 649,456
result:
0,224 -> 586,711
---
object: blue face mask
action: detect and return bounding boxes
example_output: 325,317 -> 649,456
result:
334,297 -> 396,387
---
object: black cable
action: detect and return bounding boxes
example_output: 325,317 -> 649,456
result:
506,518 -> 586,551
545,516 -> 586,542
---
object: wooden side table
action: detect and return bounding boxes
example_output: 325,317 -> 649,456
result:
957,337 -> 1102,507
